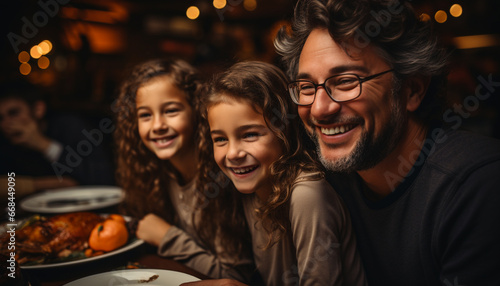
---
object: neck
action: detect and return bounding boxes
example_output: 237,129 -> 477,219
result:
357,118 -> 428,200
169,149 -> 198,186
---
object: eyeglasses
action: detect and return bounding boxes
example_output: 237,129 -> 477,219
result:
288,69 -> 394,106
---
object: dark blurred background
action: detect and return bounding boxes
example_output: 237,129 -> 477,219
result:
1,0 -> 499,139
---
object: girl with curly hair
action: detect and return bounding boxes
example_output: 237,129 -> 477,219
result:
114,58 -> 254,282
194,61 -> 367,286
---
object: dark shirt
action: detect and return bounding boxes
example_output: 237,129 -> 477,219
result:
327,128 -> 500,286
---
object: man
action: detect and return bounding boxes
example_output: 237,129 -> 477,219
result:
275,0 -> 500,285
0,80 -> 115,197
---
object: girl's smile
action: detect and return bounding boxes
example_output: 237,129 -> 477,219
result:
150,134 -> 178,148
136,75 -> 196,162
208,99 -> 283,200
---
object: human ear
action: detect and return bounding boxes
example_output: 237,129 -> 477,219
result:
33,100 -> 47,120
403,76 -> 430,112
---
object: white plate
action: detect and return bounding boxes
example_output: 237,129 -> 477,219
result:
64,269 -> 201,286
3,215 -> 144,269
20,186 -> 125,213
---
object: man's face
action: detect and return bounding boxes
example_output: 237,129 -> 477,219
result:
296,28 -> 406,172
0,98 -> 36,143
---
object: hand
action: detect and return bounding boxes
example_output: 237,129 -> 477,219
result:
136,214 -> 171,246
7,118 -> 51,153
181,279 -> 248,286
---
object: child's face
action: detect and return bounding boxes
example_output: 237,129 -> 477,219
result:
136,76 -> 195,161
208,99 -> 283,200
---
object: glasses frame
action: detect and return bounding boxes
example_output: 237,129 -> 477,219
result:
288,69 -> 394,106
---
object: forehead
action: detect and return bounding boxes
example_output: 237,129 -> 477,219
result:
297,29 -> 389,78
208,100 -> 264,125
0,98 -> 30,112
136,75 -> 187,104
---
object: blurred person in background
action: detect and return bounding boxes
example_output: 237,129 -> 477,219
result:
0,79 -> 115,199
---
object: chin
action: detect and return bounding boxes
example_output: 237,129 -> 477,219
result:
233,185 -> 256,195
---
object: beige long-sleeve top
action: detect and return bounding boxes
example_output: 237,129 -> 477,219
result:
157,179 -> 255,282
243,178 -> 367,286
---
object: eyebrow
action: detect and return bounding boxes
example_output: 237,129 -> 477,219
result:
136,101 -> 182,111
210,124 -> 267,135
296,65 -> 370,80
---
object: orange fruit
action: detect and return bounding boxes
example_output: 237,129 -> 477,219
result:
88,215 -> 129,252
109,214 -> 126,224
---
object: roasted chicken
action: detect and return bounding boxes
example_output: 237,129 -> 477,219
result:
1,212 -> 103,265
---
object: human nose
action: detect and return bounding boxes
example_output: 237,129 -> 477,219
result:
152,115 -> 167,132
226,141 -> 245,162
310,87 -> 341,120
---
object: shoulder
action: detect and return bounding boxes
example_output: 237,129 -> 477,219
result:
291,177 -> 335,202
290,177 -> 346,218
425,128 -> 500,176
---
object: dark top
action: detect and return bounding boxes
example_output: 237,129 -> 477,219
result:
0,113 -> 115,186
326,128 -> 500,286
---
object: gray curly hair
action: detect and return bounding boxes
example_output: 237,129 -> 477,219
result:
275,0 -> 450,123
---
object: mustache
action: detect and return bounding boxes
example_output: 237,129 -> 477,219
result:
307,115 -> 364,127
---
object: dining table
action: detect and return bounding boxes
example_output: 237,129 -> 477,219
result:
22,244 -> 209,286
3,192 -> 210,286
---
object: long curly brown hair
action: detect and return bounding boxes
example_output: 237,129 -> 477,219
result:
114,58 -> 249,259
114,58 -> 201,223
197,61 -> 323,248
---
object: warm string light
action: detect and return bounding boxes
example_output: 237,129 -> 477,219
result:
186,6 -> 200,20
243,0 -> 257,11
450,4 -> 463,17
213,0 -> 226,9
18,40 -> 53,75
420,4 -> 463,24
434,10 -> 448,23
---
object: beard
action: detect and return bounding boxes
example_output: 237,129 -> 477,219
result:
309,81 -> 405,173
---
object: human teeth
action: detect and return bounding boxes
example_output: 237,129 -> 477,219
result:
321,125 -> 354,135
232,166 -> 257,174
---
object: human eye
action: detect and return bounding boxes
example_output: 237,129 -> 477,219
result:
212,136 -> 227,145
332,75 -> 359,90
164,108 -> 181,115
243,132 -> 260,141
298,82 -> 315,95
137,111 -> 151,120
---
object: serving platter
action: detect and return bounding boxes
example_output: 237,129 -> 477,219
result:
0,214 -> 143,269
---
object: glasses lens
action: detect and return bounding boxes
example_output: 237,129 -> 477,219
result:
289,81 -> 315,105
326,75 -> 360,102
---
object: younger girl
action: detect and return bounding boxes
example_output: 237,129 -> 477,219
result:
114,58 -> 254,282
196,61 -> 367,285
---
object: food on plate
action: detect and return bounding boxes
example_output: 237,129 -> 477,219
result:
89,214 -> 129,252
0,212 -> 132,266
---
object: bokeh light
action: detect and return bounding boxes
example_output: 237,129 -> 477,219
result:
38,56 -> 50,69
20,63 -> 31,75
213,0 -> 226,9
39,40 -> 53,55
419,13 -> 431,22
434,10 -> 447,23
244,0 -> 257,11
186,6 -> 200,20
450,4 -> 463,17
30,45 -> 43,59
18,51 -> 30,63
